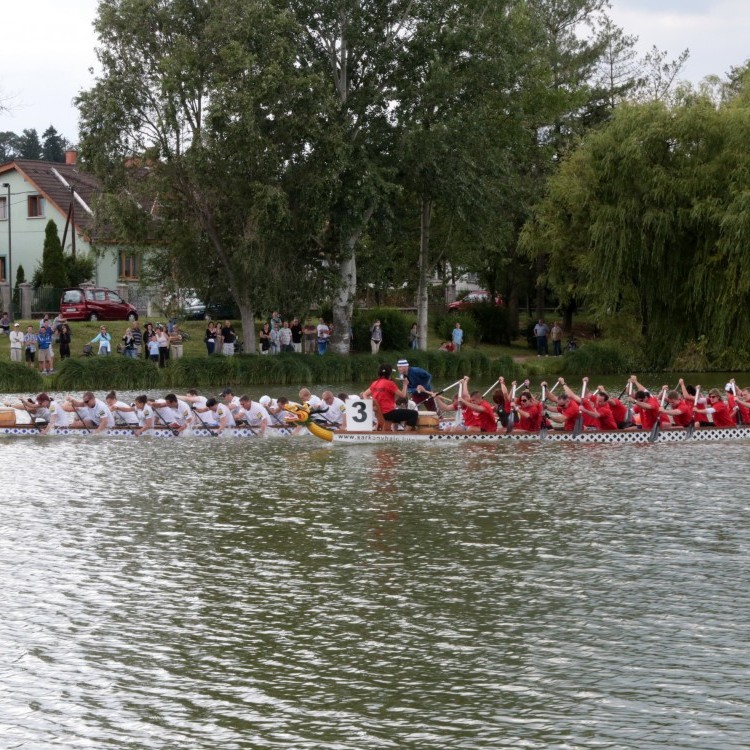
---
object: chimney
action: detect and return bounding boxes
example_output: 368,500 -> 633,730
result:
65,149 -> 78,165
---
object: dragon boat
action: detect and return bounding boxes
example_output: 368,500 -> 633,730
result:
283,403 -> 750,445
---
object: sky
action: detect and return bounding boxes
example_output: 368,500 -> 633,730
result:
1,0 -> 748,146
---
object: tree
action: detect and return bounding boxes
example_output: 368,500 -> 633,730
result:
634,45 -> 690,103
12,264 -> 25,311
77,0 -> 338,352
39,220 -> 68,287
42,126 -> 68,162
522,92 -> 750,365
389,0 -> 533,348
16,128 -> 43,159
0,131 -> 19,162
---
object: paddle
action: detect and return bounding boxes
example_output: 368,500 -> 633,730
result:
685,385 -> 700,438
572,380 -> 587,437
70,398 -> 91,434
15,397 -> 46,431
730,381 -> 742,425
191,405 -> 219,436
539,383 -> 548,439
436,379 -> 464,399
506,383 -> 518,433
151,403 -> 180,437
648,388 -> 668,443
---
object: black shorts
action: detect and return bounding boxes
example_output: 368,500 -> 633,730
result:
383,408 -> 418,427
25,349 -> 35,363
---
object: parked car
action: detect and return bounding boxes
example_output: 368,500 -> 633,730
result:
184,300 -> 238,320
60,287 -> 139,322
447,290 -> 504,312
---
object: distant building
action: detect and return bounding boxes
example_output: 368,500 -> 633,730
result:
0,150 -> 140,303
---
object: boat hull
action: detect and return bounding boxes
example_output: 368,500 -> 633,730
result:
0,425 -> 294,438
318,425 -> 750,444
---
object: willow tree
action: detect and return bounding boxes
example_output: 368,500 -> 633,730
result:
77,0 -> 337,351
522,91 -> 750,364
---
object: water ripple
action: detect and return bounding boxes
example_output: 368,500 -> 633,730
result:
1,437 -> 749,747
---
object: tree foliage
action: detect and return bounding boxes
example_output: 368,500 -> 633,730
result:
16,128 -> 43,159
522,89 -> 750,366
77,0 -> 339,350
42,126 -> 68,162
39,220 -> 68,287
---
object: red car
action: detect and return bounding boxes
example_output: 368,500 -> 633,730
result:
447,290 -> 504,312
60,287 -> 139,322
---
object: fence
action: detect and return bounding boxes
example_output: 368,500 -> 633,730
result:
31,287 -> 64,316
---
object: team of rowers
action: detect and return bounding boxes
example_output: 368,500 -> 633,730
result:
1,387 -> 342,437
3,368 -> 745,437
414,374 -> 747,434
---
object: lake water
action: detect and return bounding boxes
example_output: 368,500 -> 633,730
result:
2,378 -> 750,748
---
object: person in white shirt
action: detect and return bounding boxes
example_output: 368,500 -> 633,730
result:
220,388 -> 242,417
105,391 -> 140,427
132,394 -> 155,436
43,396 -> 74,434
152,394 -> 193,432
320,390 -> 347,429
237,395 -> 269,435
299,387 -> 323,411
195,398 -> 235,433
316,318 -> 330,355
69,392 -> 115,432
178,389 -> 208,409
9,323 -> 24,362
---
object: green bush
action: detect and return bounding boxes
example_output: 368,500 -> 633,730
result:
470,303 -> 514,345
0,361 -> 43,393
558,342 -> 635,376
54,355 -> 163,391
351,308 -> 412,352
433,312 -> 478,347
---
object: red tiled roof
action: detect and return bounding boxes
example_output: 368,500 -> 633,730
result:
0,158 -> 101,238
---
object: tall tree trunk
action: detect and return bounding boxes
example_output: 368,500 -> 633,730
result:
238,302 -> 256,353
416,197 -> 432,350
330,233 -> 358,354
562,299 -> 576,333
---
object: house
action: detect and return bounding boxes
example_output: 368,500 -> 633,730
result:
0,150 -> 141,313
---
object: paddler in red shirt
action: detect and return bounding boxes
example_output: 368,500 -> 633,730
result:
514,389 -> 543,432
545,391 -> 580,431
458,387 -> 498,433
733,384 -> 750,424
659,389 -> 694,428
558,377 -> 600,429
693,388 -> 736,428
578,389 -> 618,430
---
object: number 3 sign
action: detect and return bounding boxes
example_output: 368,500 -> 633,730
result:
345,398 -> 374,432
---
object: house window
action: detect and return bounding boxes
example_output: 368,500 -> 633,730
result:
118,250 -> 139,280
28,195 -> 45,218
0,196 -> 6,220
0,256 -> 6,282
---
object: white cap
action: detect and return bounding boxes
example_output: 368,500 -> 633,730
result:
259,395 -> 272,407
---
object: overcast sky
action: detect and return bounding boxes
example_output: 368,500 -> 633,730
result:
1,0 -> 748,146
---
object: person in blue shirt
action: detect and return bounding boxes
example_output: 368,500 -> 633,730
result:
36,324 -> 53,375
396,358 -> 436,409
451,322 -> 464,352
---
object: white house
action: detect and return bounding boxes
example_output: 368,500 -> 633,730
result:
0,150 -> 140,313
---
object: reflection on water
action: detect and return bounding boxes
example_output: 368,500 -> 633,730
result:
1,434 -> 750,749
